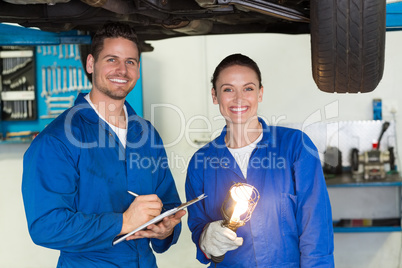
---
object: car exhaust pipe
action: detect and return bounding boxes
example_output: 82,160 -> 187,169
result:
163,20 -> 213,35
80,0 -> 134,14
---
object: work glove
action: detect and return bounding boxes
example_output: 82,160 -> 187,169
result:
199,220 -> 243,259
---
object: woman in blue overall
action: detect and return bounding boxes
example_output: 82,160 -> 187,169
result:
185,54 -> 334,267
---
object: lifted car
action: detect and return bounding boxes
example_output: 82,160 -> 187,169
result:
0,0 -> 386,93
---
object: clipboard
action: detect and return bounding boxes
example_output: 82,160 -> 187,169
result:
113,193 -> 207,245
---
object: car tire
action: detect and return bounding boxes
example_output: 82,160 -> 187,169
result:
310,0 -> 386,93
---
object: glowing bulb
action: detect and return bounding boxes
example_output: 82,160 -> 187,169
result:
229,185 -> 253,223
214,183 -> 259,264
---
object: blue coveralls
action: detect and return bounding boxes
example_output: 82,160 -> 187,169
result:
22,93 -> 182,267
185,118 -> 334,267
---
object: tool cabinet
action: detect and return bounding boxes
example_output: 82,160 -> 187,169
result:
0,43 -> 143,143
0,44 -> 88,142
0,47 -> 37,121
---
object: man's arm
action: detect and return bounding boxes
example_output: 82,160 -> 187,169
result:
22,134 -> 122,252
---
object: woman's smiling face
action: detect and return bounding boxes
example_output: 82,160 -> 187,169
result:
212,64 -> 263,126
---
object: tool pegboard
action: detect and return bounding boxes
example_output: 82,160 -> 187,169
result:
0,26 -> 143,143
36,44 -> 90,122
35,44 -> 143,127
0,44 -> 90,141
0,46 -> 37,121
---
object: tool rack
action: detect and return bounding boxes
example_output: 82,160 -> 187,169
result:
0,24 -> 92,142
36,44 -> 90,120
0,23 -> 143,143
0,43 -> 89,142
0,47 -> 37,121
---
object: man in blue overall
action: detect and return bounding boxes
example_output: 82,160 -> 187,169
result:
22,22 -> 185,267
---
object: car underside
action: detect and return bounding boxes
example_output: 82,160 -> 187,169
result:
0,0 -> 387,93
0,0 -> 311,41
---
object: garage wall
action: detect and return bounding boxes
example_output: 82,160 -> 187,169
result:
142,32 -> 402,153
1,31 -> 402,268
141,31 -> 402,268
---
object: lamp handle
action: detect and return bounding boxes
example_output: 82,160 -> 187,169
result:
211,254 -> 225,264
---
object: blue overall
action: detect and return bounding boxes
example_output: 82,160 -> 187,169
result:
185,118 -> 334,267
22,93 -> 182,267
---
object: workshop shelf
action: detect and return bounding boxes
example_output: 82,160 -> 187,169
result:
333,226 -> 402,233
327,173 -> 402,233
326,173 -> 402,187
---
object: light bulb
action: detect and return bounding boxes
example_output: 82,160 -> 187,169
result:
229,185 -> 253,223
213,183 -> 260,264
230,201 -> 248,223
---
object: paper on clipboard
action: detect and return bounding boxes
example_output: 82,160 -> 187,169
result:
113,193 -> 207,245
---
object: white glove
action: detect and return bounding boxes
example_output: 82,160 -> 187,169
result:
199,220 -> 243,258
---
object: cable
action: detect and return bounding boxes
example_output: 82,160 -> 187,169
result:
391,112 -> 401,171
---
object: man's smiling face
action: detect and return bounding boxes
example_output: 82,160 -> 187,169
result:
87,37 -> 140,100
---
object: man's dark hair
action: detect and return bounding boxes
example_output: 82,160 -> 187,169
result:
211,53 -> 262,91
90,22 -> 141,61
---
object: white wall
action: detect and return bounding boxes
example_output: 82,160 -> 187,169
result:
0,144 -> 59,267
2,31 -> 402,267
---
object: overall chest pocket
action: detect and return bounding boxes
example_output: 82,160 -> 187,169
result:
281,193 -> 298,235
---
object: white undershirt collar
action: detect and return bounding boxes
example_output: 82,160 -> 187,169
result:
227,133 -> 263,179
85,94 -> 128,148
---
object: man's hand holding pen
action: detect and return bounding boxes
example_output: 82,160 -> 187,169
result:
119,192 -> 186,241
126,209 -> 186,241
119,193 -> 163,236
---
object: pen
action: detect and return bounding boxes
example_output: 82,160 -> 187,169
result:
128,191 -> 139,197
128,191 -> 167,212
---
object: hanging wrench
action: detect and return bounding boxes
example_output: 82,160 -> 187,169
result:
75,44 -> 81,60
59,44 -> 64,58
47,67 -> 52,96
62,67 -> 68,92
68,67 -> 74,91
28,85 -> 34,118
41,67 -> 48,98
69,44 -> 75,58
57,67 -> 62,93
45,95 -> 75,103
73,67 -> 78,91
48,103 -> 73,109
52,67 -> 58,94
